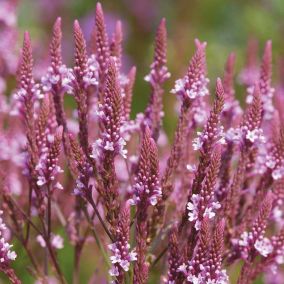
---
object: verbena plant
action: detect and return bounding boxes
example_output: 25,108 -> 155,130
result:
1,2 -> 284,284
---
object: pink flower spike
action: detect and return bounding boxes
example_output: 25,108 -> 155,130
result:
171,39 -> 209,103
110,20 -> 123,70
95,2 -> 110,99
144,18 -> 170,140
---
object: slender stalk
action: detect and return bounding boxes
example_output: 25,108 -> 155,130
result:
73,196 -> 82,284
44,185 -> 52,277
8,225 -> 42,278
12,190 -> 66,284
73,246 -> 81,284
24,184 -> 33,244
81,207 -> 111,267
150,246 -> 168,269
88,196 -> 114,241
53,201 -> 67,226
7,197 -> 59,281
9,196 -> 43,235
46,241 -> 67,284
23,243 -> 42,278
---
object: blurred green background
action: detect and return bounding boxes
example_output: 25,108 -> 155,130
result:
17,0 -> 284,137
5,0 -> 284,283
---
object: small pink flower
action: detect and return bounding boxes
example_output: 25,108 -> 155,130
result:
254,238 -> 273,257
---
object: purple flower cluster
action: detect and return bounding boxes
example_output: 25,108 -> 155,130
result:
0,210 -> 18,284
0,211 -> 17,265
108,206 -> 137,282
129,127 -> 162,207
1,2 -> 284,284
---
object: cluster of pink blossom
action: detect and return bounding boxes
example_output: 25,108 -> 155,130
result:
0,211 -> 17,266
0,211 -> 18,284
2,2 -> 284,284
171,41 -> 209,102
107,206 -> 137,282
